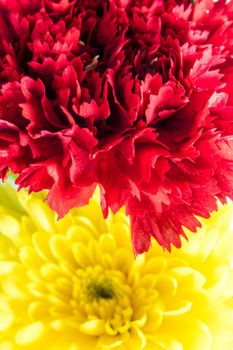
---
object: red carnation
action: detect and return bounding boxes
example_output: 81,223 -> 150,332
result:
1,0 -> 233,254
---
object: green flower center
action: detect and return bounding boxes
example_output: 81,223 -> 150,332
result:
71,266 -> 134,335
87,281 -> 115,300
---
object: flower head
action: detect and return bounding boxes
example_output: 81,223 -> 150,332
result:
0,183 -> 232,349
1,0 -> 233,253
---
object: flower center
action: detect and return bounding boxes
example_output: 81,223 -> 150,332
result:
87,280 -> 115,300
72,265 -> 133,335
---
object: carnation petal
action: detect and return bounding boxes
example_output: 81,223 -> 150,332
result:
1,0 -> 233,253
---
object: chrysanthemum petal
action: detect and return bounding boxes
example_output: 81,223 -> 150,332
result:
79,319 -> 105,336
0,184 -> 232,349
15,321 -> 46,345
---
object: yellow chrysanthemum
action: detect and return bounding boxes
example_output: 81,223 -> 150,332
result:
0,183 -> 233,350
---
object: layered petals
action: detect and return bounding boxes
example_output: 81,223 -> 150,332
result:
1,0 -> 233,252
0,183 -> 232,349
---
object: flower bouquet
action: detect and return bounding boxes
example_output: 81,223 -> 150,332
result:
0,0 -> 233,349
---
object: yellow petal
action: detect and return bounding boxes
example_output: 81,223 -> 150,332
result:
32,232 -> 55,261
19,246 -> 43,268
101,253 -> 114,269
15,321 -> 46,345
156,274 -> 178,297
79,319 -> 105,336
40,263 -> 61,280
28,301 -> 50,319
0,261 -> 20,275
142,306 -> 163,332
169,267 -> 206,289
138,274 -> 157,289
0,303 -> 14,331
142,257 -> 167,274
98,332 -> 129,348
0,214 -> 20,240
178,289 -> 209,315
99,234 -> 116,254
72,242 -> 91,267
2,276 -> 27,299
114,248 -> 133,273
164,298 -> 192,316
67,225 -> 95,244
49,235 -> 75,266
0,341 -> 13,350
149,334 -> 183,350
124,327 -> 147,350
185,320 -> 212,350
160,316 -> 212,350
111,222 -> 131,249
49,331 -> 97,350
75,215 -> 99,238
26,198 -> 56,233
